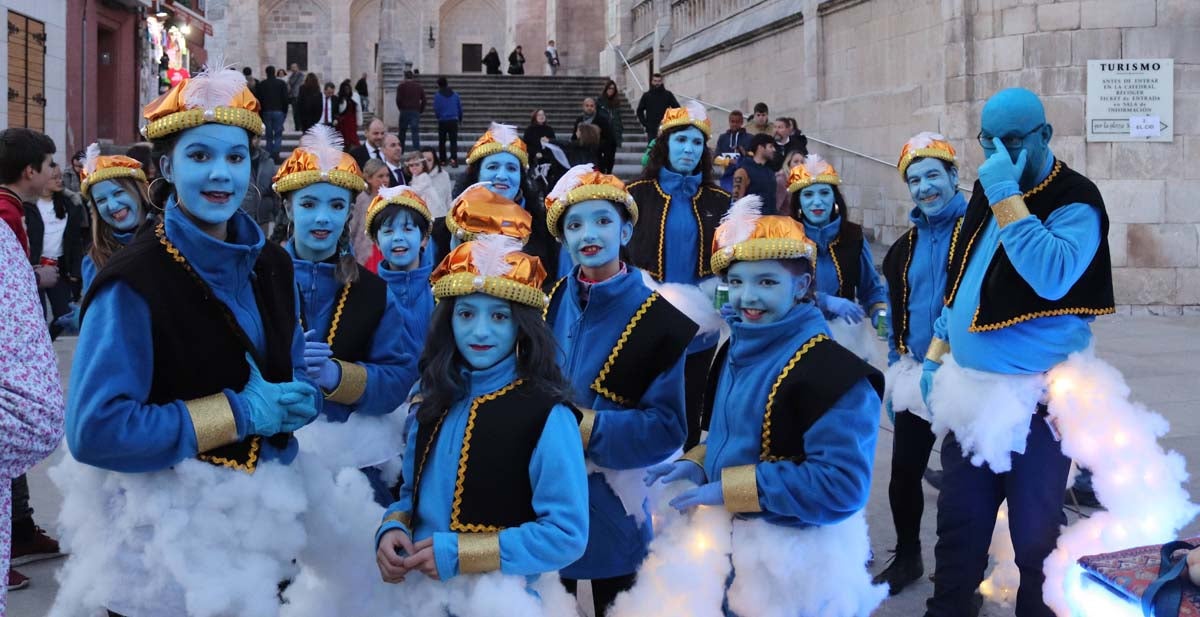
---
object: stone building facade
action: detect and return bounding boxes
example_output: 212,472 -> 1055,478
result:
603,0 -> 1199,310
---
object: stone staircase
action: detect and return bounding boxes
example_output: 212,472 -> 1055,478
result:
278,72 -> 649,182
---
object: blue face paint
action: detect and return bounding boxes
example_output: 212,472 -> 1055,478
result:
479,152 -> 522,201
980,87 -> 1053,188
289,182 -> 352,262
726,260 -> 811,325
161,124 -> 251,226
376,209 -> 427,271
667,127 -> 706,174
905,158 -> 960,218
452,293 -> 518,370
90,179 -> 142,232
561,199 -> 631,274
799,183 -> 836,226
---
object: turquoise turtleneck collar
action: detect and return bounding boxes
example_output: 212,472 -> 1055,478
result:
909,192 -> 967,231
164,198 -> 264,292
459,352 -> 519,399
728,300 -> 826,366
658,166 -> 701,196
803,215 -> 843,249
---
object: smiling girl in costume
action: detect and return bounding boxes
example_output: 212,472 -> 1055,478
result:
786,155 -> 889,360
543,165 -> 697,616
275,125 -> 420,504
364,184 -> 436,347
77,143 -> 150,292
55,67 -> 321,617
374,234 -> 588,615
637,195 -> 886,617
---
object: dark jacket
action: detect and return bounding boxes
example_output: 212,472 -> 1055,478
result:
483,51 -> 502,75
572,110 -> 614,147
524,123 -> 556,164
597,97 -> 625,146
636,86 -> 680,134
349,143 -> 385,170
769,134 -> 808,171
507,50 -> 526,75
297,88 -> 324,132
396,80 -> 426,113
715,128 -> 749,155
355,77 -> 369,98
255,76 -> 290,113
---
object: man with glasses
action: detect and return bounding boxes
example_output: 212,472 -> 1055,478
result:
920,88 -> 1114,617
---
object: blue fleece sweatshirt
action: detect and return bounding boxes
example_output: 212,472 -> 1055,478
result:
933,153 -> 1101,375
433,90 -> 463,122
886,193 -> 967,364
804,216 -> 888,315
376,261 -> 435,349
657,167 -> 705,287
67,204 -> 310,472
375,354 -> 590,580
286,242 -> 419,422
702,301 -> 879,527
547,265 -> 688,579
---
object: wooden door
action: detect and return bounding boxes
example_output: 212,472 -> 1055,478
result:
461,44 -> 482,73
7,11 -> 46,131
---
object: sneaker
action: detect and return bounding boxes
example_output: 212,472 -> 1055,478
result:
11,524 -> 64,566
7,569 -> 29,591
872,550 -> 924,595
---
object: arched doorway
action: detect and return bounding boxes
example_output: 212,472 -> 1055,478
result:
438,0 -> 504,74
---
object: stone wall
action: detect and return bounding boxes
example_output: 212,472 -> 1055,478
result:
262,0 -> 335,82
613,0 -> 1200,309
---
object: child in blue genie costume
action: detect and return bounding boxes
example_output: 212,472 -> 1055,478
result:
643,195 -> 886,617
626,101 -> 731,450
920,88 -> 1115,617
274,125 -> 421,504
785,155 -> 889,360
542,164 -> 696,616
58,67 -> 321,617
364,184 -> 436,348
873,133 -> 968,595
374,235 -> 588,613
77,143 -> 150,293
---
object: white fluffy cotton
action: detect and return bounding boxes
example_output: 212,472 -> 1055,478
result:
884,354 -> 928,420
827,318 -> 884,366
295,410 -> 408,471
978,501 -> 1019,607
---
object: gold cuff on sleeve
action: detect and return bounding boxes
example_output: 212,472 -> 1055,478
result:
383,510 -> 411,528
186,393 -> 240,453
578,407 -> 597,450
991,195 -> 1031,229
925,337 -> 950,364
680,444 -> 707,468
324,359 -> 368,404
458,532 -> 501,574
721,465 -> 762,513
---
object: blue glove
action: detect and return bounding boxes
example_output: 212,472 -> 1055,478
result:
54,305 -> 81,336
719,302 -> 738,323
669,482 -> 724,512
304,329 -> 336,381
885,399 -> 895,425
978,137 -> 1027,203
239,352 -> 320,436
644,460 -> 706,487
822,295 -> 865,324
315,358 -> 342,392
920,358 -> 940,408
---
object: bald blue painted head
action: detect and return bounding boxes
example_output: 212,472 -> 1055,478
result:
980,88 -> 1053,189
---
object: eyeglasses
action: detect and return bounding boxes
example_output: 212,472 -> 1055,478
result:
977,124 -> 1045,149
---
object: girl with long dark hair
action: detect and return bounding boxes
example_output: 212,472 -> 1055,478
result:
336,79 -> 360,149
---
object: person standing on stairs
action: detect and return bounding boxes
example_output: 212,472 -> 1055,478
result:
395,71 -> 426,152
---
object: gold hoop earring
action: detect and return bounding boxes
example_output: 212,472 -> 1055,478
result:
147,177 -> 170,213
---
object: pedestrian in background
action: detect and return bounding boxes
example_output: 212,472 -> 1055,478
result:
483,47 -> 502,75
395,71 -> 426,151
545,40 -> 561,75
336,80 -> 360,149
287,63 -> 306,130
255,65 -> 290,160
636,73 -> 680,139
508,45 -> 526,75
433,76 -> 462,168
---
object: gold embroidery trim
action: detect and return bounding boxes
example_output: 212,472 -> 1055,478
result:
185,393 -> 240,453
578,407 -> 597,450
829,235 -> 845,295
991,195 -> 1030,229
925,337 -> 950,364
458,532 -> 501,574
722,465 -> 762,513
590,293 -> 658,406
680,444 -> 707,469
896,228 -> 916,356
197,437 -> 261,473
326,283 -> 352,346
383,510 -> 411,528
450,380 -> 523,533
761,334 -> 826,462
543,277 -> 566,320
968,305 -> 1116,333
325,359 -> 368,404
652,180 -> 670,281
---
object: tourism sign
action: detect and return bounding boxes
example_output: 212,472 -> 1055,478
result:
1086,59 -> 1173,142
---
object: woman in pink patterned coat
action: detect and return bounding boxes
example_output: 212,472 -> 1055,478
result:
0,219 -> 65,614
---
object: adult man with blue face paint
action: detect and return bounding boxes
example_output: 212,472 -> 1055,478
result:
920,88 -> 1114,617
627,102 -> 730,451
873,133 -> 968,596
543,165 -> 697,617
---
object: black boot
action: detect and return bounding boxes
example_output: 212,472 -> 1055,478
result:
873,550 -> 924,595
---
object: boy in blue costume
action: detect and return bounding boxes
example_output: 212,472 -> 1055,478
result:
375,235 -> 588,613
365,184 -> 436,348
626,101 -> 730,450
921,88 -> 1115,617
643,195 -> 886,616
785,155 -> 888,359
874,133 -> 968,594
77,143 -> 149,293
543,164 -> 696,616
274,125 -> 420,504
58,67 -> 321,617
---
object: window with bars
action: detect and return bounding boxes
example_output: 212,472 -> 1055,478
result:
7,11 -> 46,132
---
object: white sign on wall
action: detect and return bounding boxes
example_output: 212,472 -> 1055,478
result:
1086,59 -> 1174,142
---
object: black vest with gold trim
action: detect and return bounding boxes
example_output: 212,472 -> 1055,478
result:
881,221 -> 962,356
944,160 -> 1114,332
626,179 -> 730,282
828,220 -> 864,301
81,223 -> 298,473
300,263 -> 388,363
702,334 -> 883,462
410,380 -> 581,531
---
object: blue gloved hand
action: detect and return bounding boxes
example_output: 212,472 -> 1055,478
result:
719,302 -> 738,323
668,481 -> 724,512
304,329 -> 336,381
920,358 -> 941,408
885,399 -> 896,425
54,306 -> 81,336
314,358 -> 342,392
644,460 -> 706,487
239,352 -> 320,436
822,295 -> 866,324
978,137 -> 1028,201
